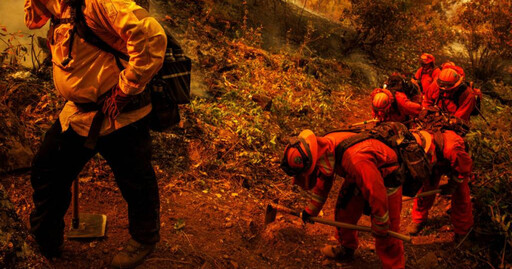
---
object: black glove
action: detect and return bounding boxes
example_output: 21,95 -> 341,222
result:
301,210 -> 314,224
440,179 -> 459,195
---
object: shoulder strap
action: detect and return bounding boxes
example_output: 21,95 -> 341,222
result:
452,83 -> 468,107
322,128 -> 364,136
334,132 -> 374,168
72,0 -> 129,67
389,89 -> 399,111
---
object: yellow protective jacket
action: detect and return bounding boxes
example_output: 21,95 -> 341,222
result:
24,0 -> 167,136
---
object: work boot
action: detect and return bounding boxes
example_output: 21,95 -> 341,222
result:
111,239 -> 155,269
321,245 -> 355,261
406,221 -> 426,235
39,243 -> 63,259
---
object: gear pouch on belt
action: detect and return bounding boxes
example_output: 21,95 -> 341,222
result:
399,143 -> 432,197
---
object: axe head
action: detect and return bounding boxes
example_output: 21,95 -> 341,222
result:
265,204 -> 277,225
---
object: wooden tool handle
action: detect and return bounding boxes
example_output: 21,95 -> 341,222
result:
403,189 -> 442,202
72,179 -> 79,229
310,217 -> 411,242
269,203 -> 412,242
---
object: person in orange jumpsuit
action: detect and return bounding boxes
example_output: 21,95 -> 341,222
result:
371,74 -> 423,126
422,68 -> 476,122
408,68 -> 475,237
408,129 -> 474,240
371,88 -> 421,124
413,53 -> 441,94
24,0 -> 167,267
371,73 -> 422,125
281,129 -> 405,269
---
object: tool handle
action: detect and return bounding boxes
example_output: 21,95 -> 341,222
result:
349,119 -> 379,127
268,203 -> 411,242
403,189 -> 441,202
72,179 -> 79,229
271,204 -> 301,218
310,217 -> 370,232
310,217 -> 411,242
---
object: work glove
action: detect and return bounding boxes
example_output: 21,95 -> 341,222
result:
301,210 -> 314,224
440,178 -> 460,195
101,85 -> 132,120
417,106 -> 438,121
447,116 -> 470,136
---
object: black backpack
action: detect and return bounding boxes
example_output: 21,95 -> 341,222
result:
62,0 -> 191,131
334,122 -> 432,197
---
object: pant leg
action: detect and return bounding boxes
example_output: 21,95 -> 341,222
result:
375,187 -> 405,269
451,178 -> 473,235
442,131 -> 472,178
334,183 -> 364,250
442,130 -> 473,234
411,174 -> 441,224
97,117 -> 160,244
30,120 -> 95,249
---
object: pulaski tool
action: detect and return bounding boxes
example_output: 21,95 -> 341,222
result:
68,178 -> 107,239
265,203 -> 411,242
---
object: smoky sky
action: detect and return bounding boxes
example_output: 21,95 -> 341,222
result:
0,0 -> 48,66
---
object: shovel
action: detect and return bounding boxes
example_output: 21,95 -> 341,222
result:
68,178 -> 107,239
265,203 -> 411,242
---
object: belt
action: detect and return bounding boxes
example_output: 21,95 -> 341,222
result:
75,90 -> 151,150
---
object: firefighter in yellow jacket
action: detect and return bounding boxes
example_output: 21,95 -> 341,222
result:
24,0 -> 166,267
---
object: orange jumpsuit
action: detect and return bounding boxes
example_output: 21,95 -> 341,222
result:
422,83 -> 476,122
304,132 -> 405,269
414,83 -> 475,235
374,91 -> 422,123
411,130 -> 473,235
414,66 -> 440,94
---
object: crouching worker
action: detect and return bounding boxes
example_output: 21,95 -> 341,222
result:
280,123 -> 431,269
24,0 -> 166,267
407,130 -> 474,240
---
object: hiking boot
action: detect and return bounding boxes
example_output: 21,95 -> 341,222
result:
111,239 -> 155,269
321,245 -> 355,261
406,221 -> 426,235
39,243 -> 63,259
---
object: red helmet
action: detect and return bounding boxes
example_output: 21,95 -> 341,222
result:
281,130 -> 318,190
420,53 -> 435,66
371,88 -> 394,121
441,62 -> 466,78
440,61 -> 455,69
437,68 -> 463,91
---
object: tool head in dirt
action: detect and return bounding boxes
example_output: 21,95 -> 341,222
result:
265,204 -> 277,225
68,213 -> 107,239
